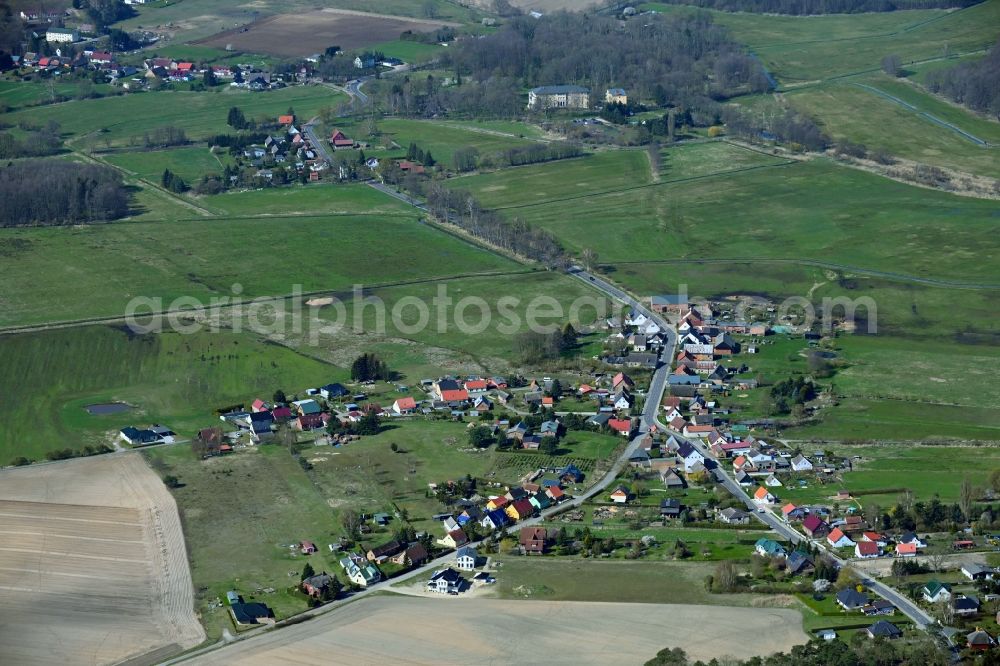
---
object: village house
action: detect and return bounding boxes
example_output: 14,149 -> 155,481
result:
968,629 -> 995,651
923,580 -> 952,603
366,540 -> 403,564
301,572 -> 334,598
755,538 -> 785,558
455,545 -> 478,571
605,87 -> 627,104
836,588 -> 870,611
753,487 -> 775,505
610,485 -> 632,503
866,620 -> 902,640
855,541 -> 880,559
391,543 -> 429,568
520,526 -> 549,554
427,568 -> 464,594
827,528 -> 855,548
962,563 -> 995,581
230,602 -> 275,625
718,507 -> 749,525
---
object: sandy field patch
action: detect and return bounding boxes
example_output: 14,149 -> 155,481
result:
187,595 -> 806,664
0,455 -> 204,665
195,8 -> 458,58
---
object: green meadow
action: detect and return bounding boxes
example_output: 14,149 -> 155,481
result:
644,1 -> 1000,82
4,86 -> 345,147
787,78 -> 1000,178
0,326 -> 340,462
0,214 -> 517,327
456,148 -> 1000,285
104,146 -> 234,184
379,117 -> 543,167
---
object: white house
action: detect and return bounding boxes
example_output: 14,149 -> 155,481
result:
427,568 -> 463,594
922,581 -> 952,603
764,474 -> 783,487
827,528 -> 855,549
455,546 -> 477,571
677,442 -> 705,473
791,454 -> 813,472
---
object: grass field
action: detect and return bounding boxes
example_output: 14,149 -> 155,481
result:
104,146 -> 233,184
457,149 -> 1000,285
4,86 -> 345,148
821,445 -> 1000,508
263,270 -> 611,374
786,78 -> 1000,178
493,557 -> 755,606
198,182 -> 415,217
0,326 -> 340,462
0,79 -> 117,112
379,118 -> 544,168
657,140 -> 791,179
643,1 -> 1000,82
0,213 -> 516,327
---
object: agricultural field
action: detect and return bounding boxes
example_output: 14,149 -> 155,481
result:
643,1 -> 1000,83
0,326 -> 340,463
197,182 -> 415,217
184,595 -> 808,665
378,118 -> 544,167
4,86 -> 345,148
779,445 -> 1000,510
0,212 -> 516,327
104,145 -> 234,184
114,0 -> 477,44
265,269 -> 611,374
195,9 -> 459,58
657,140 -> 793,180
459,150 -> 1000,285
0,455 -> 204,664
786,78 -> 1000,178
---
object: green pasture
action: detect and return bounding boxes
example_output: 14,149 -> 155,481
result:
104,146 -> 233,183
3,86 -> 345,147
458,152 -> 1000,285
0,213 -> 516,327
378,118 -> 544,168
0,326 -> 339,462
199,182 -> 415,217
786,79 -> 1000,178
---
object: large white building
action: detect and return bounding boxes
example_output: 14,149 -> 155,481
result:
46,28 -> 78,43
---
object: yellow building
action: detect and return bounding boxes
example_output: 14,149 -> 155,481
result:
605,88 -> 628,105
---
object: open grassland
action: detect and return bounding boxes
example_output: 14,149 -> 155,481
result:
195,9 -> 459,58
0,213 -> 516,327
5,86 -> 345,148
185,595 -> 807,665
0,79 -> 117,112
644,1 -> 1000,82
657,140 -> 791,179
379,117 -> 543,167
0,326 -> 339,462
828,445 -> 1000,507
197,182 -> 415,217
104,145 -> 233,184
786,79 -> 1000,178
792,398 -> 1000,441
0,455 -> 204,664
458,150 -> 1000,284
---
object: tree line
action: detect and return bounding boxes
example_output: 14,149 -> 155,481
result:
924,40 -> 1000,119
643,0 -> 978,14
721,106 -> 830,151
452,141 -> 583,172
421,182 -> 565,266
0,160 -> 129,227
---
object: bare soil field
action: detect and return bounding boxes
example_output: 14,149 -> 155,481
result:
187,595 -> 806,664
195,8 -> 459,58
0,455 -> 204,665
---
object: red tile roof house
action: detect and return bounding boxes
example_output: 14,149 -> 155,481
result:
392,397 -> 417,414
609,418 -> 633,436
278,114 -> 295,125
330,130 -> 354,149
441,389 -> 469,403
464,379 -> 488,394
856,541 -> 880,559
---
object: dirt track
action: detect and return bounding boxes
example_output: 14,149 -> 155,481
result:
0,455 -> 204,665
186,595 -> 806,664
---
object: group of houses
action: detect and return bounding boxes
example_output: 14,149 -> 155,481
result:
433,476 -> 576,549
526,85 -> 629,111
238,118 -> 341,183
601,310 -> 665,369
